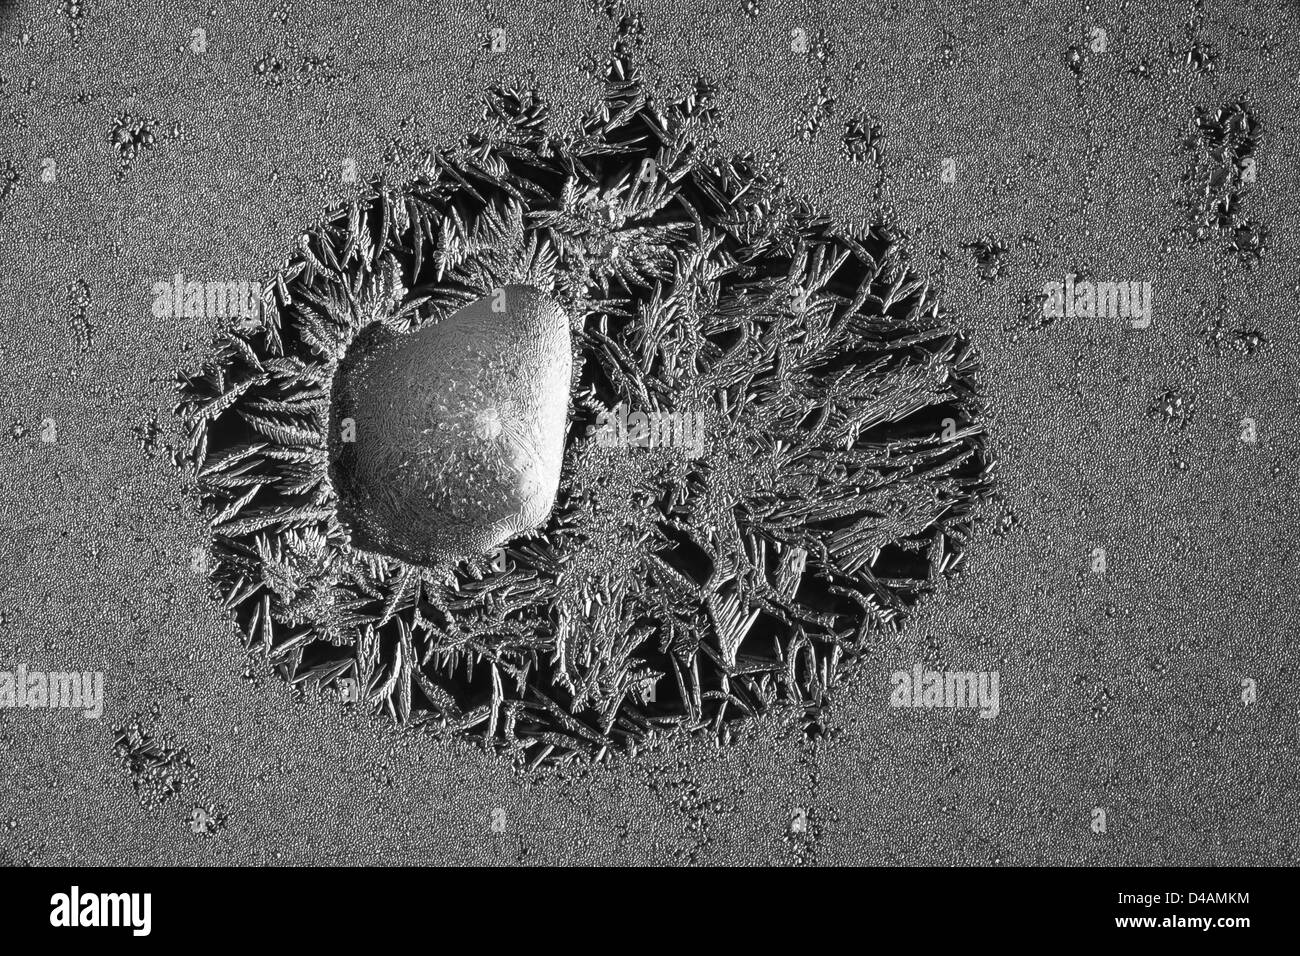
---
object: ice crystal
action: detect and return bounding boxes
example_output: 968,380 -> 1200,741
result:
176,55 -> 993,765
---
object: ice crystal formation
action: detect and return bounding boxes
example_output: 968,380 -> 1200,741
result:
176,59 -> 992,766
1182,99 -> 1264,263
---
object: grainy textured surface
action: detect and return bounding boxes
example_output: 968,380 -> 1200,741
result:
0,0 -> 1297,865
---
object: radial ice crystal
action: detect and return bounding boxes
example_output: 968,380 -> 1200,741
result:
176,57 -> 993,766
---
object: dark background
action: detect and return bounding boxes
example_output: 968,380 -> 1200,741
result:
0,0 -> 1296,865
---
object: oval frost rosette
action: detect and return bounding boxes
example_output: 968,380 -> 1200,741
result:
176,61 -> 992,766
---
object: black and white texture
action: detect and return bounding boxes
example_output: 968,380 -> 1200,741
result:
0,0 -> 1296,865
175,68 -> 988,764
